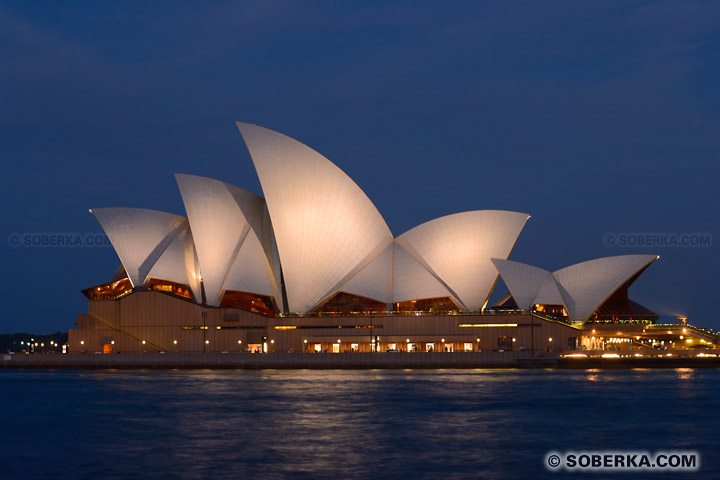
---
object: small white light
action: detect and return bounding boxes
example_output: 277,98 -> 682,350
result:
173,340 -> 177,344
548,338 -> 553,342
80,341 -> 85,345
205,340 -> 209,344
142,340 -> 146,345
237,340 -> 242,344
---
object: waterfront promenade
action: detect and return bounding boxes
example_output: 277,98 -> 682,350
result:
3,351 -> 720,369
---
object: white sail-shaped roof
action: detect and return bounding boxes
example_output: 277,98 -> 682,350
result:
552,254 -> 659,321
222,223 -> 278,299
175,174 -> 269,307
392,243 -> 454,304
91,207 -> 188,288
339,244 -> 394,303
396,211 -> 530,311
237,122 -> 393,313
491,259 -> 551,310
534,275 -> 566,306
147,225 -> 202,302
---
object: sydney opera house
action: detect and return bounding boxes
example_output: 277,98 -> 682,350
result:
68,123 -> 716,357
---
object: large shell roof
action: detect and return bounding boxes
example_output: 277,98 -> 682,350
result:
397,211 -> 529,311
237,122 -> 393,313
90,123 -> 659,317
492,254 -> 659,322
91,207 -> 187,288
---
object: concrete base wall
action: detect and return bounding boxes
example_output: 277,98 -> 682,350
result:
3,351 -> 523,369
4,352 -> 720,369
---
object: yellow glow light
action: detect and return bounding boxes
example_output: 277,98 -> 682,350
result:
459,323 -> 518,328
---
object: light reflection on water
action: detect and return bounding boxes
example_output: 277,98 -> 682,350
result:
1,368 -> 719,479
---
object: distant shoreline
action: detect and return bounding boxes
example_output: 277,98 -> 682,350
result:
3,352 -> 720,370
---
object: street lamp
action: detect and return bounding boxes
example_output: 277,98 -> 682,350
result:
202,311 -> 208,353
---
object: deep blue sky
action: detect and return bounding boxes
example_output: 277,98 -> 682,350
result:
1,1 -> 718,333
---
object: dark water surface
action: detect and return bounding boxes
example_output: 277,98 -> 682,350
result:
1,368 -> 718,479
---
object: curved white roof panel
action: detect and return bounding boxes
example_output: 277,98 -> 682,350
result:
222,221 -> 278,299
491,259 -> 551,310
339,244 -> 394,303
392,243 -> 454,304
147,225 -> 202,302
175,174 -> 269,306
396,211 -> 530,311
534,275 -> 566,306
91,207 -> 187,288
552,254 -> 659,321
237,122 -> 393,313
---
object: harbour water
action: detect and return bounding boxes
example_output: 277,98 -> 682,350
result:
1,368 -> 718,479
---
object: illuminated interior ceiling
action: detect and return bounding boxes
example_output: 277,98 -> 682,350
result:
91,207 -> 188,288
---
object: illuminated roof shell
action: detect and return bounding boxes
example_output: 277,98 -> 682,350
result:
175,173 -> 275,307
491,259 -> 551,310
396,211 -> 530,311
237,122 -> 393,313
91,207 -> 187,288
553,254 -> 659,321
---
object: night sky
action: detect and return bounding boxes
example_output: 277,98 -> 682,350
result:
2,1 -> 718,334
